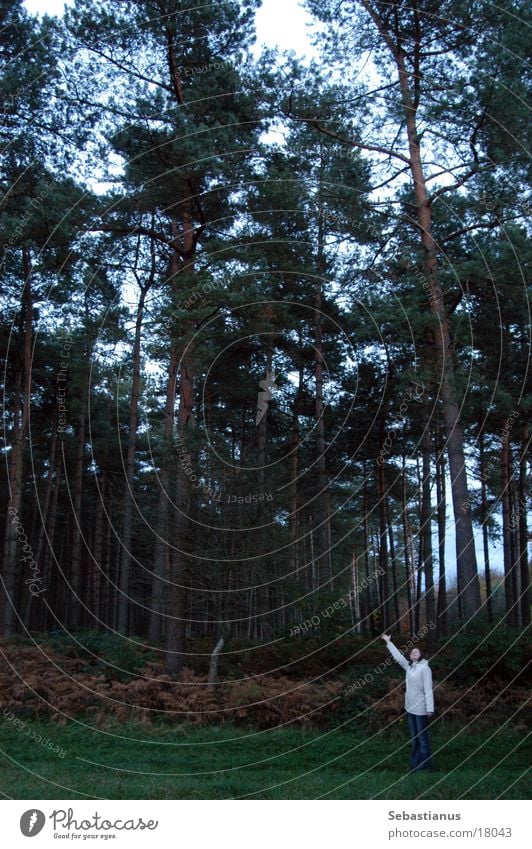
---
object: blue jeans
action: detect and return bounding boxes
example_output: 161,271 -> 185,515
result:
406,712 -> 433,771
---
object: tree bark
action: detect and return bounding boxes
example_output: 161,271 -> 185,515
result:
501,433 -> 517,626
518,422 -> 529,626
208,632 -> 225,688
289,369 -> 302,576
377,455 -> 390,629
118,257 -> 154,633
402,461 -> 415,635
91,462 -> 108,628
435,417 -> 448,633
314,282 -> 331,590
149,302 -> 180,643
359,1 -> 481,617
1,248 -> 33,636
362,469 -> 375,633
68,400 -> 86,628
479,431 -> 493,623
314,171 -> 331,592
24,425 -> 57,630
386,498 -> 400,625
421,404 -> 435,629
165,213 -> 196,676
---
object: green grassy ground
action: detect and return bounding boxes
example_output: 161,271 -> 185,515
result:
0,717 -> 530,799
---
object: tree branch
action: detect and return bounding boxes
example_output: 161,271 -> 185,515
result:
286,114 -> 411,165
439,218 -> 509,244
428,162 -> 495,205
88,223 -> 174,249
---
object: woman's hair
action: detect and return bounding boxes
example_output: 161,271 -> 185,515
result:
409,646 -> 425,661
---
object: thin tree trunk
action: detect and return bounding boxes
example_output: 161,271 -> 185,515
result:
103,501 -> 113,628
421,406 -> 435,629
149,341 -> 179,643
508,444 -> 520,625
208,632 -> 225,688
351,551 -> 362,634
69,394 -> 87,628
1,249 -> 33,636
118,272 -> 152,633
479,431 -> 493,623
24,425 -> 57,629
313,165 -> 331,592
39,454 -> 61,632
518,422 -> 530,626
402,459 -> 415,634
289,373 -> 302,576
386,499 -> 400,625
314,284 -> 330,590
165,225 -> 196,676
92,465 -> 107,627
254,349 -> 273,640
414,457 -> 423,633
501,433 -> 517,626
436,417 -> 448,633
362,470 -> 374,633
377,455 -> 390,629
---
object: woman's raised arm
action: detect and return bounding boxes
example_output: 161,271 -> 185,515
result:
381,634 -> 410,672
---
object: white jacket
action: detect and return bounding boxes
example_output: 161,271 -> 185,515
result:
386,641 -> 434,715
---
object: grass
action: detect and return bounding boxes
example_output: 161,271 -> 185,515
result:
0,716 -> 530,799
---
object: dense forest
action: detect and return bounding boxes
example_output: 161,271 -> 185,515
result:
1,0 -> 530,688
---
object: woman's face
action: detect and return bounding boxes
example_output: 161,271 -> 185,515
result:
410,648 -> 422,662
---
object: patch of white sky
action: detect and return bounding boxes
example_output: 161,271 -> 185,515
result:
23,0 -> 505,576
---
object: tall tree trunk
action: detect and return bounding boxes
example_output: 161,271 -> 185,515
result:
518,422 -> 530,626
414,457 -> 423,633
314,284 -> 331,590
289,370 -> 302,576
501,433 -> 517,626
1,248 -> 33,636
401,458 -> 415,634
508,445 -> 520,625
351,551 -> 362,634
386,499 -> 400,625
68,400 -> 86,628
118,272 -> 152,634
376,362 -> 394,632
149,340 -> 179,643
436,417 -> 448,633
255,349 -> 273,639
165,218 -> 196,676
314,171 -> 331,591
157,33 -> 204,665
402,69 -> 480,616
479,431 -> 493,623
91,463 -> 108,628
362,469 -> 375,633
103,498 -> 113,628
24,425 -> 57,629
39,457 -> 61,632
377,456 -> 390,629
421,405 -> 435,629
359,4 -> 481,616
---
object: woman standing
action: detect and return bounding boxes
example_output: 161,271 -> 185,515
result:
381,633 -> 435,772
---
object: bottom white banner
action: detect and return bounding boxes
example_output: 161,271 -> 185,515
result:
1,799 -> 528,848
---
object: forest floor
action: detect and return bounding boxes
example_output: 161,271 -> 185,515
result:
1,633 -> 530,798
0,719 -> 529,799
